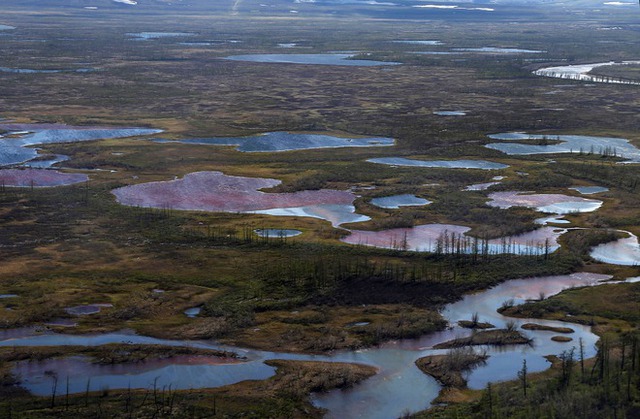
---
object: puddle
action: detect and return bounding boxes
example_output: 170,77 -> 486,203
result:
433,111 -> 466,116
184,307 -> 202,318
65,304 -> 113,316
463,182 -> 500,191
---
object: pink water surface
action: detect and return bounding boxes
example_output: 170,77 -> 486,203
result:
341,224 -> 564,255
112,171 -> 357,212
0,168 -> 88,187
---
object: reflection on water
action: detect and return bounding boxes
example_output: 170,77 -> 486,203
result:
341,223 -> 565,255
590,230 -> 640,266
487,132 -> 640,162
254,228 -> 302,238
487,191 -> 603,214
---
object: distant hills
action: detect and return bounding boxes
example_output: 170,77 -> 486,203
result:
3,0 -> 632,15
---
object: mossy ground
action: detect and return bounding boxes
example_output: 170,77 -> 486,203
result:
1,1 -> 640,416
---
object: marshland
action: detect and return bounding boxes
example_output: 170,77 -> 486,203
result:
1,0 -> 640,417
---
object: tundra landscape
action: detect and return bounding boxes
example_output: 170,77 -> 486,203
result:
0,0 -> 640,417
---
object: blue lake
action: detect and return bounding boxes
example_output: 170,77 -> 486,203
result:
368,157 -> 508,170
224,53 -> 401,66
0,124 -> 162,166
370,194 -> 431,209
487,132 -> 640,162
158,131 -> 394,152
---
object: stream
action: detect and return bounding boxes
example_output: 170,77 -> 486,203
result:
0,272 -> 614,418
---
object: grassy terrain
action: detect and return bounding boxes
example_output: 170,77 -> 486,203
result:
1,1 -> 640,417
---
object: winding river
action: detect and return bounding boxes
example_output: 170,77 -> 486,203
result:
533,61 -> 640,85
1,272 -> 613,418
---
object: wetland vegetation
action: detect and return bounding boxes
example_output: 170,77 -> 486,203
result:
1,0 -> 640,417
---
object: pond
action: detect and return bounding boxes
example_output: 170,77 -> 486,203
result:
184,307 -> 202,318
463,181 -> 500,191
0,123 -> 162,167
65,304 -> 113,316
250,204 -> 370,227
535,215 -> 570,225
112,171 -> 369,227
486,132 -> 640,162
0,168 -> 88,187
569,186 -> 609,195
487,191 -> 603,214
590,230 -> 640,266
341,223 -> 564,255
254,229 -> 302,238
370,194 -> 431,209
224,54 -> 401,66
368,157 -> 508,170
433,110 -> 466,116
158,131 -> 394,152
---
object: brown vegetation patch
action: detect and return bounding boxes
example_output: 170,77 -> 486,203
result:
433,329 -> 532,349
521,323 -> 574,333
415,348 -> 488,388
